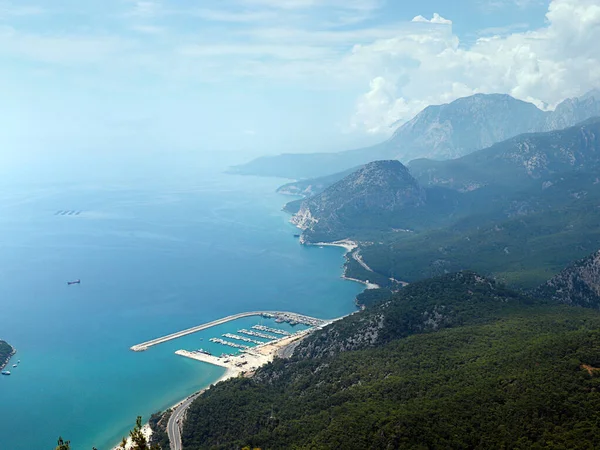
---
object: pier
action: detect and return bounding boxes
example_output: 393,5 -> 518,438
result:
252,325 -> 290,336
238,329 -> 278,340
130,311 -> 327,351
223,333 -> 265,345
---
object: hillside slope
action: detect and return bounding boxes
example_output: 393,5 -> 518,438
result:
409,117 -> 600,191
182,273 -> 600,450
536,250 -> 600,308
291,160 -> 428,241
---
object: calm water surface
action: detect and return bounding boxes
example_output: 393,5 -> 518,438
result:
0,156 -> 363,449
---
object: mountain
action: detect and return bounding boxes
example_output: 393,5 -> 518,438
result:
291,160 -> 427,241
409,117 -> 600,191
536,250 -> 600,308
287,120 -> 600,288
386,93 -> 546,161
546,89 -> 600,130
181,272 -> 600,449
231,90 -> 600,179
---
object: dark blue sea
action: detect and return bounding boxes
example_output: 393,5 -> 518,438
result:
0,153 -> 363,449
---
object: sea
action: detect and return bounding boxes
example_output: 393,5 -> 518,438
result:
0,151 -> 363,450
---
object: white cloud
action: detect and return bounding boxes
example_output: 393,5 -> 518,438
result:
412,13 -> 452,25
1,0 -> 599,140
351,0 -> 600,133
350,77 -> 422,133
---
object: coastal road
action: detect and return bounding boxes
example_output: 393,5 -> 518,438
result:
167,391 -> 203,450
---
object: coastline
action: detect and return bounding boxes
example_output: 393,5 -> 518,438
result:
0,343 -> 16,371
113,329 -> 317,450
110,369 -> 236,450
301,237 -> 358,254
301,238 -> 381,289
113,228 -> 363,449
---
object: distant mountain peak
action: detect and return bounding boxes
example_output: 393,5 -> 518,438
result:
232,91 -> 600,179
581,88 -> 600,101
389,92 -> 546,161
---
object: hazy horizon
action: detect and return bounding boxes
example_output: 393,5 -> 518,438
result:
1,0 -> 599,171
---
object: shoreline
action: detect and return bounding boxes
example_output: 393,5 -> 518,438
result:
110,368 -> 236,450
342,274 -> 380,290
301,238 -> 381,289
114,231 -> 362,449
302,238 -> 358,254
113,328 -> 319,450
0,346 -> 16,371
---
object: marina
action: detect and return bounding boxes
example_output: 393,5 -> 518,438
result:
209,338 -> 250,350
238,329 -> 278,340
222,333 -> 265,345
252,325 -> 290,336
176,327 -> 317,373
130,311 -> 326,351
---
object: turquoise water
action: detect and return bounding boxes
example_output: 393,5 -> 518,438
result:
0,156 -> 363,450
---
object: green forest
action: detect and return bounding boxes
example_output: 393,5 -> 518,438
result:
181,273 -> 600,449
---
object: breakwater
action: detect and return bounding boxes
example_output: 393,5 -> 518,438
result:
130,311 -> 326,351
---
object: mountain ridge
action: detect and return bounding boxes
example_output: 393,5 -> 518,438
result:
535,249 -> 600,308
232,90 -> 600,179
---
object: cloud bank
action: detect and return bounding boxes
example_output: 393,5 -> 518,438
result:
352,0 -> 600,133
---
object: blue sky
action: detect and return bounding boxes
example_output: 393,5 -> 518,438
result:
0,0 -> 598,162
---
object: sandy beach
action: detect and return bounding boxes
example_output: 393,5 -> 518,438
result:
110,367 -> 238,450
111,423 -> 153,450
342,275 -> 380,289
310,239 -> 358,253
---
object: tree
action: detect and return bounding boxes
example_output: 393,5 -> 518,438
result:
55,437 -> 70,450
115,416 -> 160,450
55,416 -> 160,450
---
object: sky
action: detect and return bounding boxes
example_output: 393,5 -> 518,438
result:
0,0 -> 599,161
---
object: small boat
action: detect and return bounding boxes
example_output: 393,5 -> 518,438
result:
17,360 -> 20,363
12,364 -> 17,368
293,234 -> 300,238
1,371 -> 10,376
67,279 -> 81,285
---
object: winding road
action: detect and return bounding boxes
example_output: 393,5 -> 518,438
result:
167,391 -> 203,450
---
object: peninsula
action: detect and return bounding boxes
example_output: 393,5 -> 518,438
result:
0,340 -> 16,371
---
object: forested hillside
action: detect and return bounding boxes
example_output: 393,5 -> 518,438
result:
287,120 -> 600,288
181,273 -> 600,449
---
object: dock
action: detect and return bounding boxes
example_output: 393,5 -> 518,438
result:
130,311 -> 327,352
175,327 -> 315,372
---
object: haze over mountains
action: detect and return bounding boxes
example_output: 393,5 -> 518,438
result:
232,90 -> 600,179
289,118 -> 600,287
